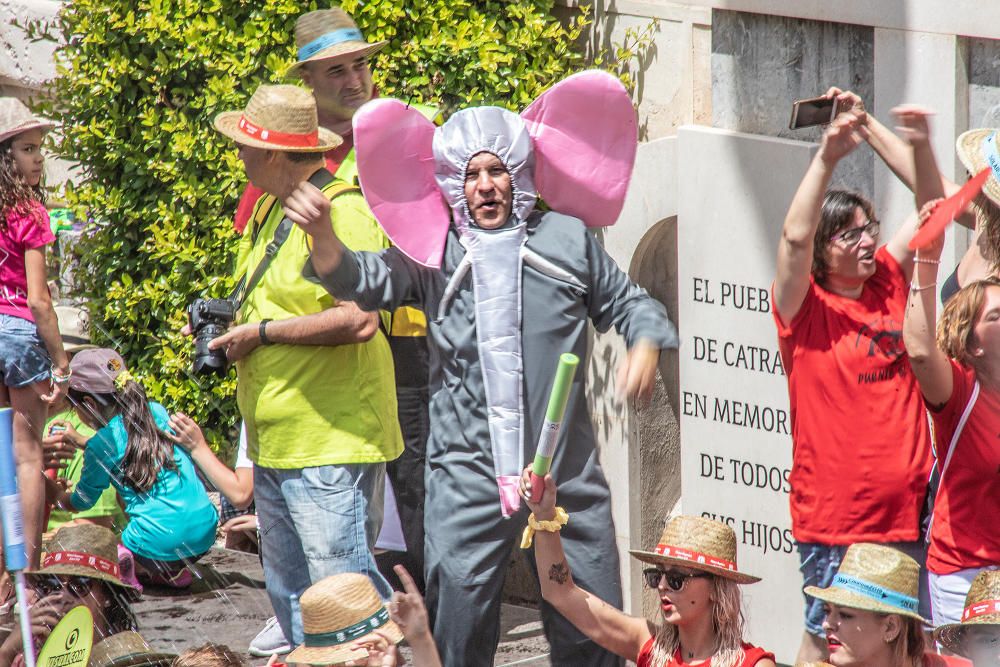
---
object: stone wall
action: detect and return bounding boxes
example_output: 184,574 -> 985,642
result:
712,10 -> 875,197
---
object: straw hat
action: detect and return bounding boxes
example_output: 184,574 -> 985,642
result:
29,524 -> 140,598
957,129 -> 1000,208
0,97 -> 55,145
88,632 -> 176,667
286,573 -> 403,665
213,85 -> 341,153
629,515 -> 760,584
804,543 -> 928,623
56,306 -> 97,353
286,8 -> 387,79
955,129 -> 1000,255
935,570 -> 1000,654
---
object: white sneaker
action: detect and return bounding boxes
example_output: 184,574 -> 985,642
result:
248,616 -> 291,657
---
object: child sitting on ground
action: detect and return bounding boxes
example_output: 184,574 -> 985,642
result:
47,348 -> 218,589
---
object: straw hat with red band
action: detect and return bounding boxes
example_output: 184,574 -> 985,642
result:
285,8 -> 387,79
0,97 -> 55,145
935,570 -> 1000,655
29,524 -> 140,597
213,84 -> 341,153
629,515 -> 760,584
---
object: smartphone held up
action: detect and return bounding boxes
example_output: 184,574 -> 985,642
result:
789,95 -> 837,130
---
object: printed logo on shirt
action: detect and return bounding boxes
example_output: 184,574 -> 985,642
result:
854,316 -> 908,385
855,317 -> 904,360
0,284 -> 26,307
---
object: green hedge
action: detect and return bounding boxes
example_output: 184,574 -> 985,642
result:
28,0 -> 609,453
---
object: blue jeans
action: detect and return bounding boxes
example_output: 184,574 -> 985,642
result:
798,540 -> 931,635
255,462 -> 390,646
0,313 -> 50,387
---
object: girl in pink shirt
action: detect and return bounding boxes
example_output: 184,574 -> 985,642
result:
0,97 -> 70,571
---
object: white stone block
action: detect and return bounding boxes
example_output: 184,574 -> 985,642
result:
678,124 -> 815,666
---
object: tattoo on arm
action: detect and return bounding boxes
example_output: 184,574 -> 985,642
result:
548,560 -> 570,585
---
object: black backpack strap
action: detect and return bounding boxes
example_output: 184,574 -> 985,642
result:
231,168 -> 336,308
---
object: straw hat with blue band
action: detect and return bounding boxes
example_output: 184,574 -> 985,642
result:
804,543 -> 929,624
285,573 -> 403,665
285,8 -> 387,79
955,128 -> 1000,266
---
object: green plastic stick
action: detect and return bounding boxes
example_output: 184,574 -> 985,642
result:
529,353 -> 580,501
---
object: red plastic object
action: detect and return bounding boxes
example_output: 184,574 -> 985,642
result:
529,472 -> 545,503
909,168 -> 991,250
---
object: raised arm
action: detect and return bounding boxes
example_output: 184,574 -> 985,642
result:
286,181 -> 429,313
903,202 -> 953,406
886,106 -> 948,281
775,112 -> 864,322
828,88 -> 959,202
900,109 -> 953,405
519,469 -> 652,660
167,413 -> 254,509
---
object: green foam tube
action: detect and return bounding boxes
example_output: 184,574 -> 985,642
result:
529,353 -> 580,502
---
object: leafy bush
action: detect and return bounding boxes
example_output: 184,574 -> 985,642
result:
27,0 -> 604,452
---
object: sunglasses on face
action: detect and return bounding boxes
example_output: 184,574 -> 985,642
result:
832,220 -> 880,246
31,575 -> 95,598
642,567 -> 711,591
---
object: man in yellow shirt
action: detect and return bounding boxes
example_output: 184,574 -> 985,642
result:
208,84 -> 402,651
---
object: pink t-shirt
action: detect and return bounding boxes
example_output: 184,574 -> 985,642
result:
0,201 -> 53,322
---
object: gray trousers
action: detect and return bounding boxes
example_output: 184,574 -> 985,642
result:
424,463 -> 624,667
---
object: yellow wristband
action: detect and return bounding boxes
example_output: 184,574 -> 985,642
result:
520,507 -> 569,549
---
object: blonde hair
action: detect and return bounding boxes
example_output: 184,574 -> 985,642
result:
646,576 -> 747,667
937,277 -> 1000,366
171,644 -> 245,667
888,615 -> 925,667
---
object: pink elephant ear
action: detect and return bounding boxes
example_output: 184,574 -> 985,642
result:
521,71 -> 637,227
353,99 -> 450,268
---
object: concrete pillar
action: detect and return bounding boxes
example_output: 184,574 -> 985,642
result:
873,29 -> 970,270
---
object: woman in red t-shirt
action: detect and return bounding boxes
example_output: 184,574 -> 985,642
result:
807,543 -> 969,667
902,111 -> 1000,626
0,98 -> 69,570
520,471 -> 775,667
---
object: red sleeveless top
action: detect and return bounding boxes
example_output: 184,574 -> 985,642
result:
635,638 -> 774,667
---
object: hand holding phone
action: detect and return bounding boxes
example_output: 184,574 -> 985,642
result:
790,95 -> 838,130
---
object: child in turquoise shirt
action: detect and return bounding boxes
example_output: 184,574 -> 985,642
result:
48,348 -> 218,588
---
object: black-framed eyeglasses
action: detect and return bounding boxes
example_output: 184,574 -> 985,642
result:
642,567 -> 712,591
31,575 -> 95,598
832,220 -> 880,246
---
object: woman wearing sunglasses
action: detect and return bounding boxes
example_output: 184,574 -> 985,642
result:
0,524 -> 141,665
520,471 -> 775,667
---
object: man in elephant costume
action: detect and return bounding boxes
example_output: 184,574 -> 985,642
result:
284,71 -> 679,666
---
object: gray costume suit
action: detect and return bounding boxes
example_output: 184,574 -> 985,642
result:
306,106 -> 678,665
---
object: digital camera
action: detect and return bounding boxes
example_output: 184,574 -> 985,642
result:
187,298 -> 236,376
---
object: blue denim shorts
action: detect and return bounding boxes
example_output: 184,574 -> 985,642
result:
799,540 -> 931,636
0,313 -> 50,388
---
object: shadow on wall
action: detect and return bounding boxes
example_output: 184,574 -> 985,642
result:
629,215 -> 681,618
588,8 -> 659,141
